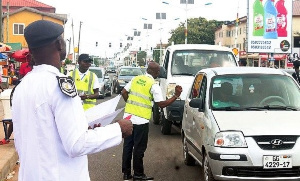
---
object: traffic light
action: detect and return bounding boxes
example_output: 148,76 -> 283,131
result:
96,42 -> 98,47
120,43 -> 122,47
109,42 -> 111,47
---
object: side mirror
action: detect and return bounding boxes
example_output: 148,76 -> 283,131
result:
159,66 -> 167,79
189,98 -> 203,110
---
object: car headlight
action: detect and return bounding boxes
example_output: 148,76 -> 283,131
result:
118,79 -> 125,84
166,83 -> 179,99
214,131 -> 247,148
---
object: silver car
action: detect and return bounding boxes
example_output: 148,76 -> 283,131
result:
89,67 -> 112,98
182,67 -> 300,181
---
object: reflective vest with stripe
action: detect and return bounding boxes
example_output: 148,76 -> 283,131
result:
70,69 -> 96,110
124,75 -> 154,120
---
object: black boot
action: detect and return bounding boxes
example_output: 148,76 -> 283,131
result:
133,174 -> 154,181
123,173 -> 133,181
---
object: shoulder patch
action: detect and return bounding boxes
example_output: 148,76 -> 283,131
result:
56,76 -> 77,98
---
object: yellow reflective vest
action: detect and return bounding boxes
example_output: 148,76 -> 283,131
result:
69,69 -> 96,110
124,75 -> 154,120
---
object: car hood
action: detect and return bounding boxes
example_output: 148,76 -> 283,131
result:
212,111 -> 300,136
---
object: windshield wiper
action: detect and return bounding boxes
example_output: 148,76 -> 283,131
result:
172,73 -> 194,76
244,106 -> 299,111
213,106 -> 243,111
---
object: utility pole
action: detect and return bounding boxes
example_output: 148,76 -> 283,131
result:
0,0 -> 3,42
6,2 -> 9,43
77,21 -> 82,63
71,19 -> 75,63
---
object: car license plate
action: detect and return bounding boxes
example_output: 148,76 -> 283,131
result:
263,155 -> 292,169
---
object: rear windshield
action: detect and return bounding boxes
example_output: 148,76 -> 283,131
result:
171,50 -> 237,76
119,68 -> 143,76
89,68 -> 103,78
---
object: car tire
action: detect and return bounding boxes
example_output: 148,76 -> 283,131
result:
106,86 -> 112,97
161,112 -> 172,135
183,135 -> 195,166
114,85 -> 119,94
202,152 -> 216,181
152,103 -> 160,125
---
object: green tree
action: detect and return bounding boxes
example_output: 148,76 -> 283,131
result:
168,17 -> 223,45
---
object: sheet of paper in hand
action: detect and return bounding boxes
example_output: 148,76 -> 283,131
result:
85,95 -> 124,127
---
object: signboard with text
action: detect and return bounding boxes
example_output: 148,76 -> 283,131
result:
247,0 -> 292,53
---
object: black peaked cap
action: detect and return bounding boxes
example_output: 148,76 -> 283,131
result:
24,20 -> 64,49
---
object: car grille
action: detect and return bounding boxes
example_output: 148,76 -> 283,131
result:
222,167 -> 300,177
252,136 -> 298,150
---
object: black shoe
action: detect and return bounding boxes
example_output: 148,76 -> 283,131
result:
123,173 -> 133,181
133,174 -> 154,181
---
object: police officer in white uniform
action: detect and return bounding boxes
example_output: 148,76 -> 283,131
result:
12,20 -> 133,181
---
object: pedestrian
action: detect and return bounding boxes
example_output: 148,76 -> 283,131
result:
12,20 -> 133,181
19,58 -> 34,79
239,59 -> 247,66
292,60 -> 300,84
121,61 -> 182,181
68,54 -> 100,110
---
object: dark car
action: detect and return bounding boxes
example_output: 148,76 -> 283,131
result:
113,66 -> 143,94
106,66 -> 116,74
89,67 -> 112,98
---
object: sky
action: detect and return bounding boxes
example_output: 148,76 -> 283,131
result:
39,0 -> 247,58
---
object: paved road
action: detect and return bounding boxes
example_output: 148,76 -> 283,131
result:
88,94 -> 203,181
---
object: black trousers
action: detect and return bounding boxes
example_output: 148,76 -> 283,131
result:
122,123 -> 149,176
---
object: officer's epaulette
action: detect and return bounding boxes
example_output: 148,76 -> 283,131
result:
56,76 -> 77,98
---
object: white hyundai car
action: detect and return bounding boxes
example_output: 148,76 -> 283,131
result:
182,67 -> 300,181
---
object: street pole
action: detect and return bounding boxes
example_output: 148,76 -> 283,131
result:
185,0 -> 188,44
71,19 -> 75,63
77,21 -> 82,63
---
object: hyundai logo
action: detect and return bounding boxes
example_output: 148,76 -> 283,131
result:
270,139 -> 283,146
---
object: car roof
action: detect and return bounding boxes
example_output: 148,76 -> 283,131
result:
166,44 -> 233,52
198,67 -> 291,77
120,66 -> 141,69
89,67 -> 104,70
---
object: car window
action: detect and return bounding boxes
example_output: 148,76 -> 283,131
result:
211,74 -> 300,109
119,68 -> 143,76
89,68 -> 103,78
171,50 -> 237,76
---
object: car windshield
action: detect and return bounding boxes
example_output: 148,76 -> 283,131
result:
211,74 -> 300,110
89,68 -> 103,78
171,50 -> 237,76
119,68 -> 143,76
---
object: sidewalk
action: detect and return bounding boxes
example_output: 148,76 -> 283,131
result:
0,87 -> 19,181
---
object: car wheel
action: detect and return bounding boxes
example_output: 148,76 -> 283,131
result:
183,135 -> 195,166
161,112 -> 172,135
152,103 -> 160,125
202,152 -> 215,181
106,86 -> 112,97
114,85 -> 119,94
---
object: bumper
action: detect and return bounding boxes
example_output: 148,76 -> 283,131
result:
207,137 -> 300,180
166,100 -> 184,124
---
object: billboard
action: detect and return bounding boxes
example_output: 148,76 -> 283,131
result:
247,0 -> 292,53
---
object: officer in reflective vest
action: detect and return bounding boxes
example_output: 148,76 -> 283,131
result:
121,61 -> 182,180
68,54 -> 100,110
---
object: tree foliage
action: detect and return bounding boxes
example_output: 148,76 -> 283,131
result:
168,17 -> 223,45
137,51 -> 147,66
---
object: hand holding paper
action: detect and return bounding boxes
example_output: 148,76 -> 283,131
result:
85,95 -> 124,127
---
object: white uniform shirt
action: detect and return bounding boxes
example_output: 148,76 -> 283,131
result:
123,73 -> 163,125
12,64 -> 122,181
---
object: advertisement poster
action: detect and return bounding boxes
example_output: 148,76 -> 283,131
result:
247,0 -> 292,53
